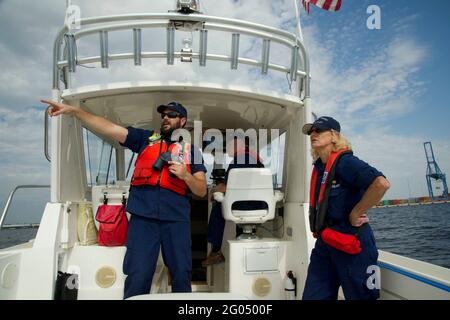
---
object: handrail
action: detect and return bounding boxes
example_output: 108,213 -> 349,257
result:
78,13 -> 298,40
57,53 -> 307,77
44,106 -> 51,162
0,185 -> 50,230
52,12 -> 310,97
2,223 -> 40,230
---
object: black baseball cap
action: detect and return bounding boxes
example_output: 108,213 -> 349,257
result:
157,101 -> 187,118
302,116 -> 341,135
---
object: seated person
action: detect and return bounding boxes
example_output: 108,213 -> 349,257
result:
202,137 -> 267,267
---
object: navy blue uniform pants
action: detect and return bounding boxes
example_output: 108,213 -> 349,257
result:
206,202 -> 226,248
206,202 -> 244,248
302,229 -> 380,300
123,214 -> 192,299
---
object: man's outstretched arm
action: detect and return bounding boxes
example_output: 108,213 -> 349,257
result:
41,99 -> 128,144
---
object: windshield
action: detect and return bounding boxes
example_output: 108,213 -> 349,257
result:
83,128 -> 117,186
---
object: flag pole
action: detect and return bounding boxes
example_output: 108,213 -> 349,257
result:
293,0 -> 304,42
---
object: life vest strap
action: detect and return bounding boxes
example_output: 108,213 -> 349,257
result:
309,148 -> 352,233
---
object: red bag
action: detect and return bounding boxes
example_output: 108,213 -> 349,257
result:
321,227 -> 362,255
95,195 -> 128,246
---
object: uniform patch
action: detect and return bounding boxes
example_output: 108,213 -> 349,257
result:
331,180 -> 341,189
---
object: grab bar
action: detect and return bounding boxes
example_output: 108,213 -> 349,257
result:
0,185 -> 50,230
2,223 -> 40,230
44,106 -> 51,162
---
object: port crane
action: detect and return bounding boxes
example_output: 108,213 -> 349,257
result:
424,142 -> 449,199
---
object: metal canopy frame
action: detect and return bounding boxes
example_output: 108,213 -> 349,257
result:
52,13 -> 310,98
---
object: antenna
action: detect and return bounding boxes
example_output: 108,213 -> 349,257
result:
293,0 -> 304,42
423,142 -> 449,200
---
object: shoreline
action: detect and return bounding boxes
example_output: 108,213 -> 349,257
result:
375,200 -> 450,208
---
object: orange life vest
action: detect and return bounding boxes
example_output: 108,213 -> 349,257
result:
309,148 -> 352,234
131,136 -> 191,196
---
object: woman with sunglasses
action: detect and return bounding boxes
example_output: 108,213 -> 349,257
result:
41,99 -> 207,299
301,116 -> 390,300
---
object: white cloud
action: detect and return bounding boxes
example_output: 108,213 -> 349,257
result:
0,106 -> 49,176
352,128 -> 450,199
392,13 -> 421,33
0,52 -> 51,107
0,0 -> 299,210
0,0 -> 439,207
0,106 -> 50,214
305,24 -> 427,125
301,17 -> 434,199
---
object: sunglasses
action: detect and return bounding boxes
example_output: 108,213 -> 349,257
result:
309,128 -> 330,134
161,111 -> 180,119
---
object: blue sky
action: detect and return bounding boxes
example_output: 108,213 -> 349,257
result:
0,0 -> 449,224
390,0 -> 450,138
312,0 -> 450,139
299,0 -> 450,198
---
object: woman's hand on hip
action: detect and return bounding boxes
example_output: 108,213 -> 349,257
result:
349,211 -> 369,227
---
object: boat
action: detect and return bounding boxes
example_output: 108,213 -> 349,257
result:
0,1 -> 449,300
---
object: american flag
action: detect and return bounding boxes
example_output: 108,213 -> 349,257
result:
302,0 -> 343,14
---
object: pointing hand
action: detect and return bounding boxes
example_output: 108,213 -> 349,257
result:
41,99 -> 76,117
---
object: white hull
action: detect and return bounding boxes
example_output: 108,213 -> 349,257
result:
1,202 -> 449,300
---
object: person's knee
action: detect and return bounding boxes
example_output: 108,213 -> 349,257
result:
124,274 -> 153,299
123,247 -> 158,281
170,270 -> 192,293
340,261 -> 380,300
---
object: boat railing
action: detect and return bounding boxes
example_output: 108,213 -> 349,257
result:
53,13 -> 310,98
0,185 -> 50,230
44,106 -> 51,162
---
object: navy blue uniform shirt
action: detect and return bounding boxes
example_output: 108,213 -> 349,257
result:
313,152 -> 384,233
122,127 -> 207,222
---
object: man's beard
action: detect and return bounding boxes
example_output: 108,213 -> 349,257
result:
160,123 -> 180,137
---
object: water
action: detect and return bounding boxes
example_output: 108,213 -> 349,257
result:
1,203 -> 449,269
0,227 -> 38,249
370,202 -> 450,269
